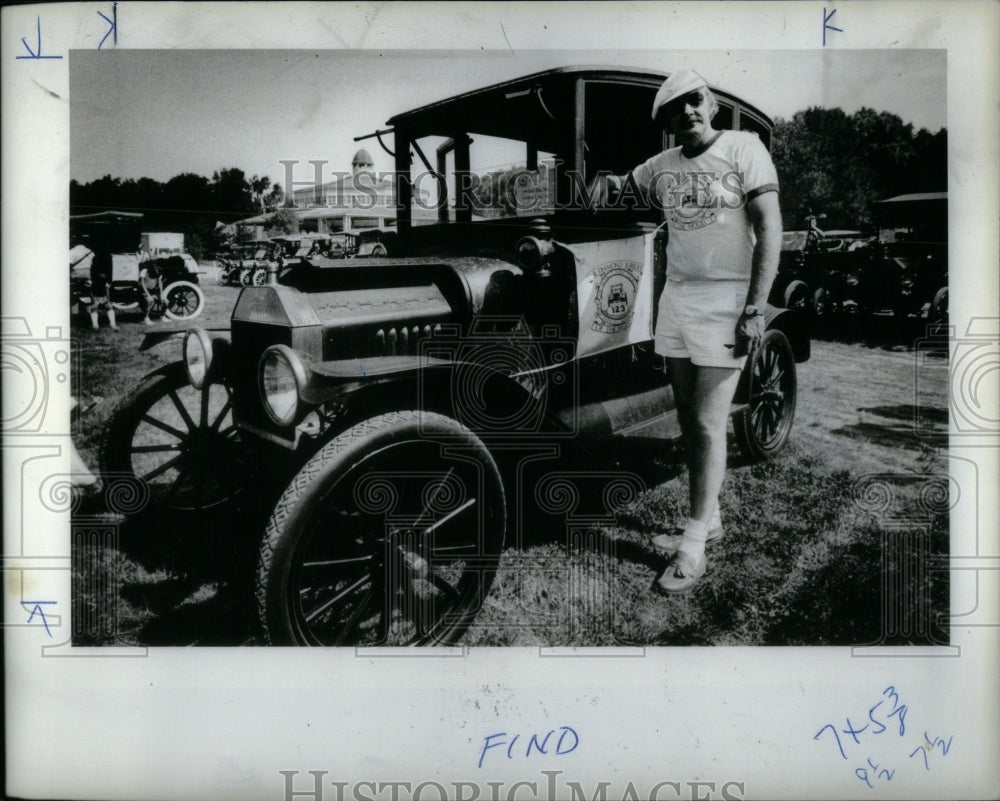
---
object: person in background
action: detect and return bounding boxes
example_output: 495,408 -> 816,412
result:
88,248 -> 118,330
137,257 -> 163,325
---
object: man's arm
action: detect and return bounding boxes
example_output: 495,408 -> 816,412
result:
744,190 -> 782,308
734,190 -> 782,356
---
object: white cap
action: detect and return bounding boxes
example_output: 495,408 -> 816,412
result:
651,70 -> 709,120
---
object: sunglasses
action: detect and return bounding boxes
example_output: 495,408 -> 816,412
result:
662,91 -> 708,118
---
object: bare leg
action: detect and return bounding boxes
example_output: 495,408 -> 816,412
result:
666,357 -> 697,480
656,362 -> 741,594
687,366 -> 742,524
667,358 -> 726,522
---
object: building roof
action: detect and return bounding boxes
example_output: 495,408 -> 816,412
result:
70,210 -> 143,220
234,204 -> 396,227
291,172 -> 393,196
877,192 -> 947,204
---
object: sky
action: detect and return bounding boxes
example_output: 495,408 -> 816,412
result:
70,49 -> 946,190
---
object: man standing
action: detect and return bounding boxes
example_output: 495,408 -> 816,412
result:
137,254 -> 163,325
88,246 -> 118,330
601,70 -> 782,593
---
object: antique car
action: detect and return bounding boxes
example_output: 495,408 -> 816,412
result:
71,211 -> 205,321
862,192 -> 948,323
101,67 -> 809,646
216,241 -> 280,287
769,227 -> 874,320
275,231 -> 390,261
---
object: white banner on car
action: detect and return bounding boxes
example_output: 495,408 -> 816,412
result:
567,233 -> 654,359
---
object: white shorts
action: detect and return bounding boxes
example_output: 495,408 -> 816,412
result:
654,278 -> 750,368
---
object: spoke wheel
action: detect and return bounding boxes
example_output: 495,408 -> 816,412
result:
100,362 -> 252,512
162,281 -> 205,320
257,411 -> 506,646
734,329 -> 797,461
252,267 -> 268,286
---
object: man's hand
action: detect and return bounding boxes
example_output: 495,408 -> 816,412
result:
587,174 -> 622,209
734,311 -> 765,357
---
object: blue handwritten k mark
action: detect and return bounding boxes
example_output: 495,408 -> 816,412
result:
98,3 -> 118,50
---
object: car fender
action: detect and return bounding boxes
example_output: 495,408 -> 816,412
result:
299,354 -> 568,436
763,305 -> 809,363
138,328 -> 231,353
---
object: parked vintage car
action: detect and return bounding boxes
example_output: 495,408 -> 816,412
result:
769,228 -> 874,320
275,230 -> 391,261
70,211 -> 204,321
216,241 -> 281,287
102,67 -> 810,646
863,192 -> 948,323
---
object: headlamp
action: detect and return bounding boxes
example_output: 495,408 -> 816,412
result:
259,344 -> 308,427
183,328 -> 214,389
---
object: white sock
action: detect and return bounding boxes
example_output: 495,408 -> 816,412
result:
678,517 -> 708,562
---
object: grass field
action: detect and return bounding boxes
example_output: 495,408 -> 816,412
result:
71,272 -> 950,647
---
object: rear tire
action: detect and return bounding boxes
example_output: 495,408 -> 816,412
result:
812,286 -> 831,320
162,281 -> 205,320
930,286 -> 948,327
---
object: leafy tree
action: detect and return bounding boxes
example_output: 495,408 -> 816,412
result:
263,183 -> 285,212
210,167 -> 256,221
263,207 -> 300,236
250,174 -> 272,212
771,107 -> 946,231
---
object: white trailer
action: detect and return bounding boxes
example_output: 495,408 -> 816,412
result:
141,232 -> 185,255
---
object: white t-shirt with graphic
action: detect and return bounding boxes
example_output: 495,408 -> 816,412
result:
631,130 -> 779,281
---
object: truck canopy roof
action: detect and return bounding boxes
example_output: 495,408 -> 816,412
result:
386,66 -> 771,139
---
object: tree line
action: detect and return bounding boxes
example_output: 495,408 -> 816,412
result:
69,168 -> 284,259
69,106 -> 946,256
771,107 -> 946,231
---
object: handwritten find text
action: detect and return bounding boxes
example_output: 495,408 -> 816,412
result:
478,727 -> 579,769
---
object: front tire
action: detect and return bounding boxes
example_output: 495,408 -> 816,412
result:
734,329 -> 797,461
257,411 -> 506,646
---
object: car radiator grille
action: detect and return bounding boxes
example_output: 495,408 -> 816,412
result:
374,324 -> 443,356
